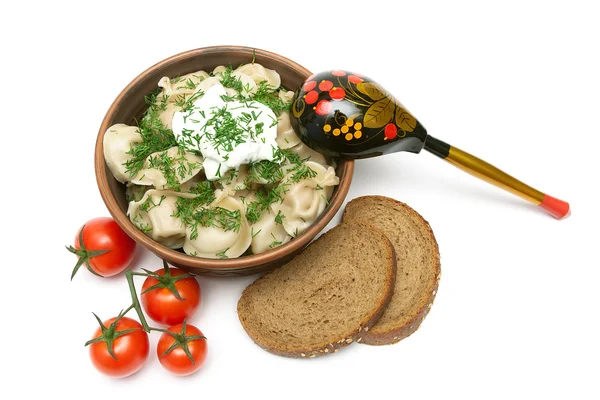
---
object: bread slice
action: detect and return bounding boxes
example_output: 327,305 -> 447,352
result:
237,221 -> 396,358
343,196 -> 441,345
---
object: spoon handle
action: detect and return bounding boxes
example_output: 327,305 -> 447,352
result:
423,136 -> 570,219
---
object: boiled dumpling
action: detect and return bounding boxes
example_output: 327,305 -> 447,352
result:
276,111 -> 301,149
271,162 -> 339,237
306,160 -> 339,192
127,190 -> 186,249
270,180 -> 324,237
250,209 -> 292,254
279,90 -> 294,103
217,165 -> 249,194
157,70 -> 209,100
212,65 -> 227,75
103,124 -> 143,183
235,63 -> 281,90
183,195 -> 251,258
157,102 -> 182,129
131,146 -> 203,189
195,76 -> 222,96
232,71 -> 258,97
235,190 -> 254,211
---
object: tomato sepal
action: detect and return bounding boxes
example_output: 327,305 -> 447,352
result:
85,309 -> 140,360
160,319 -> 206,364
67,224 -> 109,280
140,261 -> 194,301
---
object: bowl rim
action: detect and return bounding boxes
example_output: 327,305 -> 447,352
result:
95,45 -> 354,271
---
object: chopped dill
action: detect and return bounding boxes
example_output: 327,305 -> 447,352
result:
139,195 -> 166,213
216,248 -> 230,259
124,90 -> 178,178
274,210 -> 285,225
251,81 -> 291,116
245,185 -> 289,224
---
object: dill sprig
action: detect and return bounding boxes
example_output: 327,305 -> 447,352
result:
132,214 -> 152,233
214,66 -> 292,116
146,147 -> 200,191
173,181 -> 242,240
194,208 -> 242,232
251,81 -> 291,116
245,185 -> 289,224
203,105 -> 247,155
269,233 -> 283,249
173,181 -> 217,232
246,160 -> 284,185
274,210 -> 285,225
288,163 -> 318,183
219,67 -> 244,93
216,248 -> 230,259
139,195 -> 166,213
124,90 -> 179,178
175,89 -> 204,112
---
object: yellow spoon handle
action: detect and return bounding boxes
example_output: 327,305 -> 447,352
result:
423,136 -> 570,219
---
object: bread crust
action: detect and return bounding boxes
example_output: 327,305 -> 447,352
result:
237,221 -> 397,358
342,196 -> 441,346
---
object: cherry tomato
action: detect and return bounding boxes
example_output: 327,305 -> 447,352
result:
141,264 -> 201,325
88,316 -> 149,378
67,217 -> 136,279
157,323 -> 207,376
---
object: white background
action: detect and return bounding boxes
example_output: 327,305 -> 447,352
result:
1,0 -> 599,399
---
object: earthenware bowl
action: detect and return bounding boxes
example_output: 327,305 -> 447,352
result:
95,46 -> 354,276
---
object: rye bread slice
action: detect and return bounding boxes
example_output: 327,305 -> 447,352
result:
237,221 -> 396,358
343,196 -> 441,345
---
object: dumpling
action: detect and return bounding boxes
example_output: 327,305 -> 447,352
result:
250,209 -> 292,254
278,90 -> 294,103
271,161 -> 339,237
235,189 -> 254,211
103,124 -> 142,183
157,70 -> 209,99
157,102 -> 182,129
276,111 -> 301,149
178,70 -> 209,84
232,71 -> 257,96
270,180 -> 324,237
127,190 -> 187,249
235,63 -> 281,89
131,146 -> 203,189
288,142 -> 328,166
183,195 -> 251,259
195,76 -> 222,96
217,165 -> 249,194
212,65 -> 227,75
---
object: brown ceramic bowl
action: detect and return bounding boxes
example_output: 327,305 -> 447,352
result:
95,46 -> 354,276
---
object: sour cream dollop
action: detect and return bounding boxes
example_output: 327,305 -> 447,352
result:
172,83 -> 279,180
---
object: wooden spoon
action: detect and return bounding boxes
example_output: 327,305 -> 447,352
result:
289,70 -> 569,219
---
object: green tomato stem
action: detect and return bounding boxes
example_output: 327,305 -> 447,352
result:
125,269 -> 152,333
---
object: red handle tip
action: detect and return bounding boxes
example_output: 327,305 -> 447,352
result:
539,195 -> 570,219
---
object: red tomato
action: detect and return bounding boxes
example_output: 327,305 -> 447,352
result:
157,323 -> 207,376
88,316 -> 149,378
141,266 -> 201,325
68,217 -> 136,279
